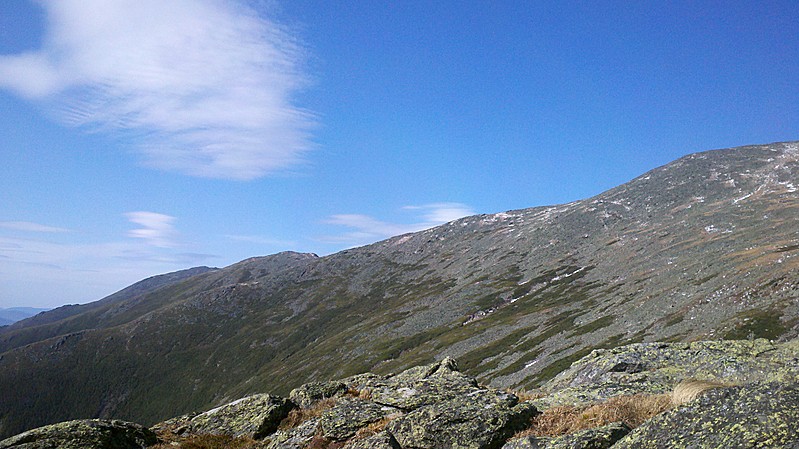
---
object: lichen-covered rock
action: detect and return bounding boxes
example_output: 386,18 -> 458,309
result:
613,382 -> 799,448
370,374 -> 481,410
354,357 -> 480,411
536,339 -> 799,408
289,381 -> 347,408
186,393 -> 293,439
265,418 -> 319,449
387,356 -> 461,383
319,398 -> 398,441
342,430 -> 401,449
502,422 -> 631,448
0,419 -> 157,449
386,390 -> 538,449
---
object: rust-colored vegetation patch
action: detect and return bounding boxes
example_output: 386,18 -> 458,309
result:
351,415 -> 396,441
516,393 -> 673,438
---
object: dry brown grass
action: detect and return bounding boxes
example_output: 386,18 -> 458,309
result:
350,413 -> 401,442
278,397 -> 339,430
344,387 -> 373,400
671,379 -> 730,405
515,393 -> 673,438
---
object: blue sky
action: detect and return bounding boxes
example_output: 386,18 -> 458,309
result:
0,0 -> 797,308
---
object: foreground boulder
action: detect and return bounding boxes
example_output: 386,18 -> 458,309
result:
0,419 -> 157,449
536,339 -> 799,408
289,381 -> 348,408
185,393 -> 294,439
613,382 -> 799,448
387,391 -> 537,449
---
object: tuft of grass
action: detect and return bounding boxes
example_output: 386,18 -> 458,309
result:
515,393 -> 672,438
671,379 -> 730,406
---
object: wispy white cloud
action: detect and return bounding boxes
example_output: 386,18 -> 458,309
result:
0,221 -> 72,233
321,202 -> 476,247
402,203 -> 477,224
0,0 -> 314,180
124,211 -> 179,248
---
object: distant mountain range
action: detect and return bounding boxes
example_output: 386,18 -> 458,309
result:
0,308 -> 49,326
0,141 -> 797,438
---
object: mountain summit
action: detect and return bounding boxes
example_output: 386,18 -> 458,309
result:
1,141 -> 798,438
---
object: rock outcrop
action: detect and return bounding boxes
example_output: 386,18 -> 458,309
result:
0,419 -> 157,449
174,394 -> 293,439
503,423 -> 631,449
3,339 -> 799,448
613,382 -> 799,448
534,338 -> 799,408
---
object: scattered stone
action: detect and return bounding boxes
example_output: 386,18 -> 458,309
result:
0,419 -> 157,449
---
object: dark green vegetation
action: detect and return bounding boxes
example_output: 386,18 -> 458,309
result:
1,141 -> 799,438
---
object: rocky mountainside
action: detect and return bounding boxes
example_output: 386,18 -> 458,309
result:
2,338 -> 798,448
1,141 -> 798,438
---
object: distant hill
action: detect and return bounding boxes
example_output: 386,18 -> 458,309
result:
0,141 -> 797,438
0,308 -> 49,326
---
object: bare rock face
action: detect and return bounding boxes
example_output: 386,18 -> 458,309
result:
535,339 -> 799,408
289,380 -> 347,408
502,423 -> 631,449
318,398 -> 397,441
184,393 -> 294,439
613,382 -> 799,448
0,419 -> 156,449
386,393 -> 538,449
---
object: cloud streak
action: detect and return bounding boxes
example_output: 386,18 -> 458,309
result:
0,0 -> 314,180
125,211 -> 179,248
321,202 -> 476,246
0,221 -> 72,233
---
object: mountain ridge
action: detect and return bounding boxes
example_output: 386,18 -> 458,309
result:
0,140 -> 798,438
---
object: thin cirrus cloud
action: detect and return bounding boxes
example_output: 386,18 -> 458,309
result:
322,203 -> 476,246
0,221 -> 72,233
124,211 -> 179,248
0,0 -> 314,180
